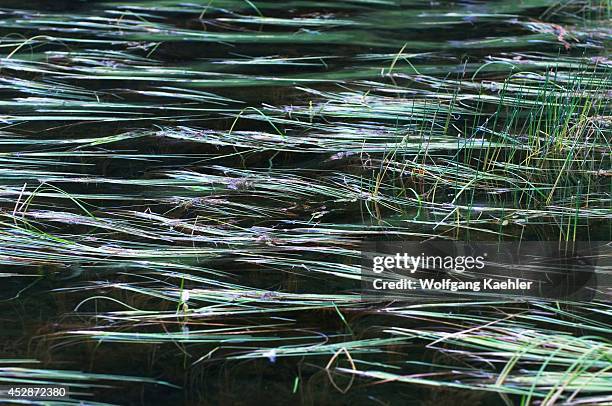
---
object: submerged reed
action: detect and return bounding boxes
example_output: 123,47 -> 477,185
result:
0,0 -> 610,404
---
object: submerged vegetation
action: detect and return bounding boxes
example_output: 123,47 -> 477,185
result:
0,0 -> 610,404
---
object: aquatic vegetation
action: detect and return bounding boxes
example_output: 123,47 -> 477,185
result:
0,359 -> 175,405
0,0 -> 610,404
